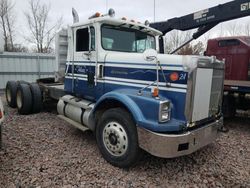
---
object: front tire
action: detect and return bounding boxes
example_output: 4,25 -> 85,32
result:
96,108 -> 141,168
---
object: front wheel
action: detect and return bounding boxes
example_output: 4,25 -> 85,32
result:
96,108 -> 141,168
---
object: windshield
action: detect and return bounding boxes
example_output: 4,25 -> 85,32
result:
101,24 -> 156,53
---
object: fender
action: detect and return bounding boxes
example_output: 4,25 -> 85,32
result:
93,91 -> 145,125
92,90 -> 186,132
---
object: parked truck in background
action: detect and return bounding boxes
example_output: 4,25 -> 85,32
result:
206,37 -> 250,117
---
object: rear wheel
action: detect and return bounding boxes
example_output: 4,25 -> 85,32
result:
5,81 -> 18,108
29,83 -> 42,113
16,84 -> 32,115
223,94 -> 236,118
96,108 -> 141,168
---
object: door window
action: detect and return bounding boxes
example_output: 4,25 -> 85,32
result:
218,39 -> 240,47
76,27 -> 95,52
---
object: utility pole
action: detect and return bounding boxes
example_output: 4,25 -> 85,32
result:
106,0 -> 108,12
154,0 -> 156,22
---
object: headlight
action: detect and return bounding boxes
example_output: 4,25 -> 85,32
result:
159,101 -> 171,122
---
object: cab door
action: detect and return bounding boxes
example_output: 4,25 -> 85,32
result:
72,26 -> 97,100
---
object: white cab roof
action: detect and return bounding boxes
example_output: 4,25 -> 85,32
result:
71,17 -> 162,36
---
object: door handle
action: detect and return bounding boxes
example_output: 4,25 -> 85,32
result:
97,64 -> 104,79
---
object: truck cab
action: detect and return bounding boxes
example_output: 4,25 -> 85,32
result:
64,16 -> 161,101
55,10 -> 224,167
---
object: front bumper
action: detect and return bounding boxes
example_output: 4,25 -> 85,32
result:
137,117 -> 223,158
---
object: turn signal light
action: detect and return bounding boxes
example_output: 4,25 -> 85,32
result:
152,88 -> 159,97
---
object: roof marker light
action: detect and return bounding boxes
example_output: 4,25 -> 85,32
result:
89,12 -> 101,19
108,8 -> 115,17
144,20 -> 150,26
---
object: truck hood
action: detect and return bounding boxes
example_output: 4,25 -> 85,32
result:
103,51 -> 215,73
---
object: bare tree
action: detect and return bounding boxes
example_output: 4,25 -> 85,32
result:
226,21 -> 240,36
25,0 -> 63,53
164,30 -> 192,54
177,41 -> 204,55
0,0 -> 15,51
12,44 -> 29,52
218,21 -> 250,37
242,22 -> 250,36
217,23 -> 225,37
192,41 -> 205,55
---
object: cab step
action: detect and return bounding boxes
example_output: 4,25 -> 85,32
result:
58,115 -> 89,132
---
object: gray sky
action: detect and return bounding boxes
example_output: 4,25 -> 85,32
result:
13,0 -> 250,45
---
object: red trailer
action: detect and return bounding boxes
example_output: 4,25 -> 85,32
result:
206,36 -> 250,117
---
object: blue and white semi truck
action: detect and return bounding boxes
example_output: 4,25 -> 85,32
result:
5,9 -> 225,167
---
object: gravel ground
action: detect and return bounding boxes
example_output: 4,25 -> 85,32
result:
0,95 -> 250,188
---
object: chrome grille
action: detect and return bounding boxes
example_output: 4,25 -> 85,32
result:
185,57 -> 224,123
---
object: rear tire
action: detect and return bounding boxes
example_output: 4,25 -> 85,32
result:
96,108 -> 141,168
223,94 -> 236,118
5,81 -> 18,108
29,83 -> 42,113
16,83 -> 32,115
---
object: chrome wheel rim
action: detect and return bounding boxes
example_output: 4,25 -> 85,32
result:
6,88 -> 11,102
16,90 -> 22,109
103,121 -> 128,157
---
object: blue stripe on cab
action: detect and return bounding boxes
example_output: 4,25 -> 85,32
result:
67,64 -> 188,85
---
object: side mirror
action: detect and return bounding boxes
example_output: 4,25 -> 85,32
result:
143,49 -> 158,63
